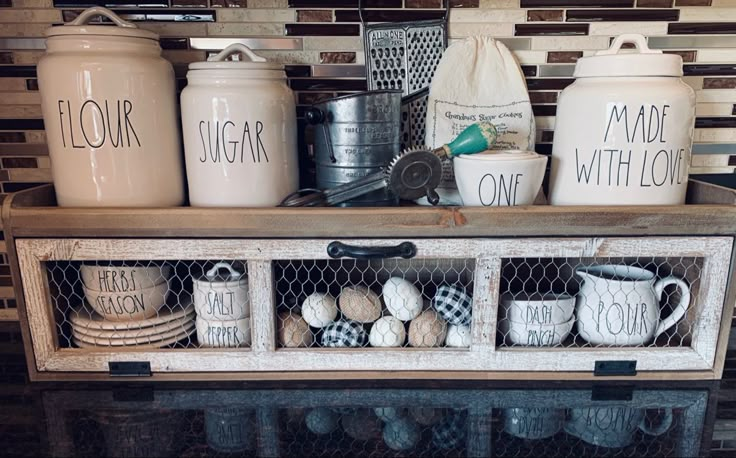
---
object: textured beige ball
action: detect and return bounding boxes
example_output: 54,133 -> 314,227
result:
341,412 -> 382,441
339,286 -> 382,323
278,312 -> 314,348
409,407 -> 443,426
408,310 -> 447,347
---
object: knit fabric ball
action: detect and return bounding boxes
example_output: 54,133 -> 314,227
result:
409,407 -> 443,426
321,320 -> 368,347
278,312 -> 314,348
339,286 -> 382,323
408,310 -> 448,347
341,412 -> 382,441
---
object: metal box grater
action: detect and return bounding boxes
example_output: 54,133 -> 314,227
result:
361,4 -> 448,149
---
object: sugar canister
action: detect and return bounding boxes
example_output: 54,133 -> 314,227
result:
549,34 -> 695,205
181,44 -> 299,207
37,7 -> 185,207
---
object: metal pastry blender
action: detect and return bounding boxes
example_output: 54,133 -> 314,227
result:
279,122 -> 498,207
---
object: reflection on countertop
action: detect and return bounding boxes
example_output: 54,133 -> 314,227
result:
0,322 -> 735,457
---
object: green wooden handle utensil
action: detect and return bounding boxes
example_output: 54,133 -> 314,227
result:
434,122 -> 498,159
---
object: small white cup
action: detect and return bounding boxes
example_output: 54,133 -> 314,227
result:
501,293 -> 575,325
196,316 -> 251,348
193,262 -> 249,321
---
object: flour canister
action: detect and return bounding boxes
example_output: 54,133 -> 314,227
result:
181,44 -> 299,207
549,34 -> 695,205
37,7 -> 185,207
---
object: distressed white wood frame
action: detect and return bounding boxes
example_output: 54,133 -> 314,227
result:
15,237 -> 733,375
42,388 -> 709,458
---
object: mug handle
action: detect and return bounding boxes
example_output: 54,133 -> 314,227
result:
653,277 -> 691,337
638,408 -> 673,436
206,262 -> 242,281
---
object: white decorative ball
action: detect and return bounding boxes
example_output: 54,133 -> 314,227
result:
382,277 -> 423,322
301,292 -> 337,328
383,418 -> 420,451
374,407 -> 405,423
305,408 -> 338,435
369,316 -> 406,347
445,324 -> 472,348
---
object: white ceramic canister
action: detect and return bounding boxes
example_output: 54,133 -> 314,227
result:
37,7 -> 185,207
181,43 -> 299,206
193,262 -> 249,321
549,34 -> 695,205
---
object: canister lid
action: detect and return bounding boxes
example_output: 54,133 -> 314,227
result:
574,34 -> 683,78
45,7 -> 159,41
194,262 -> 247,287
189,43 -> 284,71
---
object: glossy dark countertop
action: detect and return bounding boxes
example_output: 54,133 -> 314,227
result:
1,321 -> 736,458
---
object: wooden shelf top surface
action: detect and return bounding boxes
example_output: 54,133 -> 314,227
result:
3,182 -> 736,238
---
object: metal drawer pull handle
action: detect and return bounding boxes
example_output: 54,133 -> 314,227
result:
327,241 -> 416,260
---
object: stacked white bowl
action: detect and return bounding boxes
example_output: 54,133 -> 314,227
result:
499,293 -> 575,347
73,263 -> 195,348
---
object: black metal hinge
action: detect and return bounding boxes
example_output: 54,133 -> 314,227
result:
109,361 -> 152,377
594,360 -> 637,377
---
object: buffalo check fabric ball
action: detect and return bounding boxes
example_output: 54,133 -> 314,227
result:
321,320 -> 368,347
432,285 -> 472,326
431,411 -> 467,450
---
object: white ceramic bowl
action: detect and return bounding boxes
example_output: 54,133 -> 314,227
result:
80,264 -> 171,292
500,293 -> 575,325
83,281 -> 170,322
499,316 -> 574,347
453,150 -> 548,207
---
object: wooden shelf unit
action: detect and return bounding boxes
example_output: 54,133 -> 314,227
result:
4,182 -> 736,382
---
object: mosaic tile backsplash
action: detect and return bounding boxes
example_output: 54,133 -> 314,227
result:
0,0 -> 735,316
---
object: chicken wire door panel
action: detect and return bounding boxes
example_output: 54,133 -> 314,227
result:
274,257 -> 475,350
47,260 -> 251,350
13,236 -> 735,378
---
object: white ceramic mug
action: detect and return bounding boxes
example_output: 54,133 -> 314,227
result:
196,316 -> 251,348
503,408 -> 564,440
565,407 -> 672,448
575,265 -> 691,346
193,262 -> 249,321
501,293 -> 575,325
